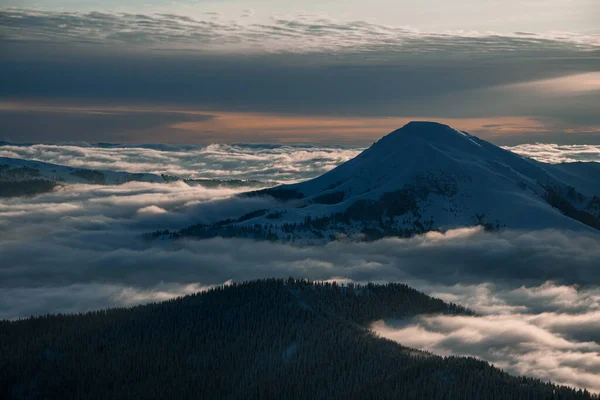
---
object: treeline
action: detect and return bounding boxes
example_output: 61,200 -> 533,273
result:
70,169 -> 106,184
184,178 -> 279,188
0,165 -> 41,179
544,185 -> 600,230
0,179 -> 57,198
0,279 -> 596,399
148,209 -> 280,241
149,172 -> 470,242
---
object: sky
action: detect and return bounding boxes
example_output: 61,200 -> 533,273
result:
0,1 -> 599,144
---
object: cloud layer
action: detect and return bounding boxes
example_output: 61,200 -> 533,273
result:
2,140 -> 598,183
503,143 -> 600,163
373,282 -> 600,392
2,9 -> 599,54
0,143 -> 360,182
3,183 -> 600,390
3,175 -> 600,311
2,9 -> 600,144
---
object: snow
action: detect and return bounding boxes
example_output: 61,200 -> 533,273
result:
232,121 -> 600,239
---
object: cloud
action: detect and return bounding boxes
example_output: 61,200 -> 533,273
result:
3,187 -> 600,389
2,11 -> 599,144
0,108 -> 216,143
0,281 -> 225,318
0,145 -> 599,308
1,9 -> 599,54
0,180 -> 283,239
0,142 -> 361,182
503,143 -> 600,163
0,103 -> 561,145
5,101 -> 600,145
496,72 -> 600,95
1,10 -> 599,144
373,281 -> 600,392
136,205 -> 168,216
3,207 -> 600,300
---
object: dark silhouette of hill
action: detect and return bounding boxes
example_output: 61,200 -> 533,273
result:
1,279 -> 596,399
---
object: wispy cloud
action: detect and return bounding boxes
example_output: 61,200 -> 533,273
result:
1,9 -> 599,54
0,141 -> 361,182
2,9 -> 599,143
495,72 -> 600,95
504,143 -> 600,163
373,281 -> 600,392
3,102 -> 596,145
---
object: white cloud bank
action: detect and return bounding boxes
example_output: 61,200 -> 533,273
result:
0,143 -> 361,183
503,143 -> 600,163
373,281 -> 600,392
2,141 -> 599,187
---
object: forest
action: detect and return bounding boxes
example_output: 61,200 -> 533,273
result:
1,279 -> 597,399
0,179 -> 57,198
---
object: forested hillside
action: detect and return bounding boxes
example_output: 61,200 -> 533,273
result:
0,179 -> 57,197
0,279 -> 596,399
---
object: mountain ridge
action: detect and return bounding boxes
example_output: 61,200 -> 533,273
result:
157,121 -> 600,243
0,156 -> 164,186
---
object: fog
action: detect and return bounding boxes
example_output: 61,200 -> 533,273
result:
373,281 -> 600,392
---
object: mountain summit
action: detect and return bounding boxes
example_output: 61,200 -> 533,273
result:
378,121 -> 477,144
162,122 -> 600,243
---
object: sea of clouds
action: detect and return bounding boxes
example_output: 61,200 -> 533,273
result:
1,142 -> 599,391
0,143 -> 362,183
2,142 -> 600,180
503,143 -> 600,164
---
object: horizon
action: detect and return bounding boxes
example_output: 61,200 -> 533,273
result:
3,119 -> 600,146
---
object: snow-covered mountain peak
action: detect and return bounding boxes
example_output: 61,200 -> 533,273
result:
369,121 -> 483,156
157,122 -> 600,244
387,121 -> 460,140
274,121 -> 496,201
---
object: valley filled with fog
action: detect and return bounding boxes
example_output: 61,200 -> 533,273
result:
1,142 -> 600,391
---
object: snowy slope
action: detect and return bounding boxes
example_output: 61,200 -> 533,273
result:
0,157 -> 164,185
162,122 -> 600,242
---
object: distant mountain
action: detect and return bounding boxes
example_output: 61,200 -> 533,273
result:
1,279 -> 596,399
161,122 -> 600,243
0,157 -> 164,187
0,157 -> 280,198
